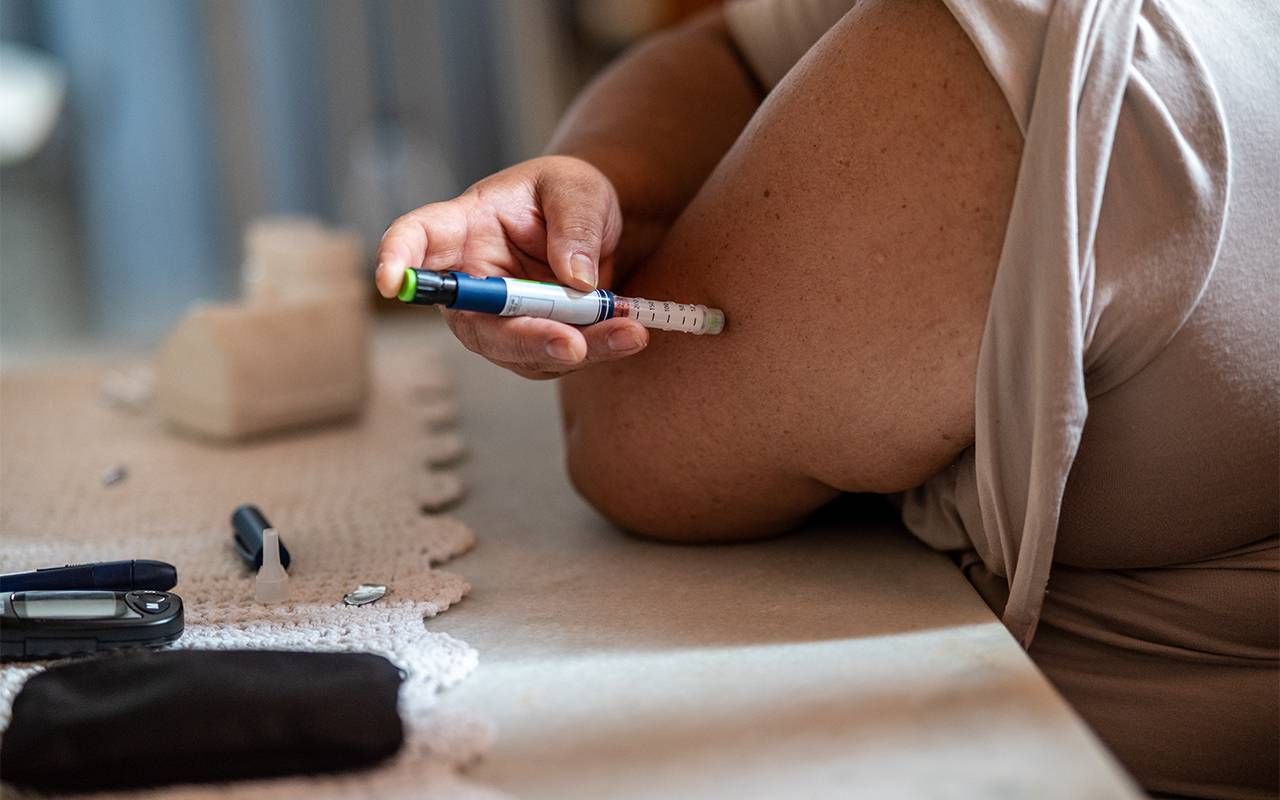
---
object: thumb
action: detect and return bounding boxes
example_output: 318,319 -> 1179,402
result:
537,165 -> 620,291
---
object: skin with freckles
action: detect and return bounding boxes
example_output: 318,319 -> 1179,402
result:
375,0 -> 1020,538
559,0 -> 1021,540
376,5 -> 1280,793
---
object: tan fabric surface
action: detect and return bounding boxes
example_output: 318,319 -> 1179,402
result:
0,344 -> 503,799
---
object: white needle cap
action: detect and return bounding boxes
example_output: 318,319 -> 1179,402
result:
255,528 -> 290,603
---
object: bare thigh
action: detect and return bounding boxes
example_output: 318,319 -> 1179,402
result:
560,0 -> 1022,540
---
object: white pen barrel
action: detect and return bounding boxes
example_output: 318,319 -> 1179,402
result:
498,278 -> 610,326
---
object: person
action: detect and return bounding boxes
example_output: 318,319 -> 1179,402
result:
375,0 -> 1279,795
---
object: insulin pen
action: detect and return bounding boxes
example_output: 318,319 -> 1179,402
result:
396,269 -> 726,335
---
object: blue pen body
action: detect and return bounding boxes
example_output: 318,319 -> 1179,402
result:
449,273 -> 510,313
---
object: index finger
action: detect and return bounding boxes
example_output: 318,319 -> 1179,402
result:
375,201 -> 472,298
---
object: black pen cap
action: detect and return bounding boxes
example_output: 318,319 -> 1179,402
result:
131,560 -> 178,591
231,504 -> 292,571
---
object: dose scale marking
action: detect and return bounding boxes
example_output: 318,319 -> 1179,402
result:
398,270 -> 725,335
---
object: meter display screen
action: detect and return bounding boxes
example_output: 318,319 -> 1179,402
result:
12,592 -> 125,619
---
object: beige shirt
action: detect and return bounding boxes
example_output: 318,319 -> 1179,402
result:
726,0 -> 1280,645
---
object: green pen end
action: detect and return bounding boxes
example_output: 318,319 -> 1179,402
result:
396,267 -> 418,303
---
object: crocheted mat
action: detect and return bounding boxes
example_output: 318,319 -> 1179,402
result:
0,344 -> 505,799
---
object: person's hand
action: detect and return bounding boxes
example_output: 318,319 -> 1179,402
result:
375,155 -> 649,379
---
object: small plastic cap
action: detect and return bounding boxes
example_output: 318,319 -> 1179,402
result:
133,559 -> 178,591
702,308 -> 726,335
255,528 -> 290,604
396,268 -> 418,303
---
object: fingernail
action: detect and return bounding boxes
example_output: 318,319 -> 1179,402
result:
570,253 -> 597,287
607,329 -> 644,352
546,338 -> 577,363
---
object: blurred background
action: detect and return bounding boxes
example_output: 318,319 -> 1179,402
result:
0,0 -> 715,346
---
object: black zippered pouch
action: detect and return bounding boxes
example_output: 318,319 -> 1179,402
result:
0,649 -> 404,793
